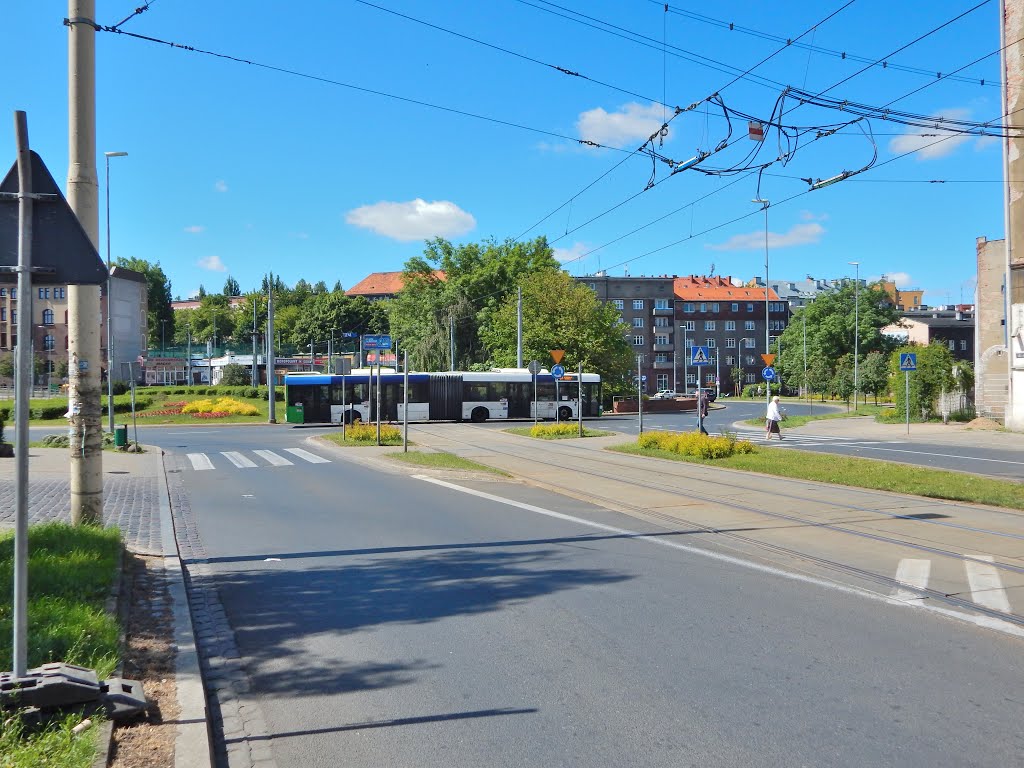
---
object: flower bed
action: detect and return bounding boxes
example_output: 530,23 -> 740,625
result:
181,397 -> 259,417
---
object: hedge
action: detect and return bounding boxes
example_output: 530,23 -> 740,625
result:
0,395 -> 153,421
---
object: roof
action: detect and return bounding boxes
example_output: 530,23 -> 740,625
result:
110,265 -> 148,284
346,270 -> 446,297
171,295 -> 247,311
900,315 -> 975,329
673,275 -> 779,301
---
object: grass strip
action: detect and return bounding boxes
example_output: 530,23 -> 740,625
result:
320,430 -> 404,448
740,403 -> 891,429
505,426 -> 615,439
609,442 -> 1024,510
0,522 -> 122,768
387,450 -> 509,476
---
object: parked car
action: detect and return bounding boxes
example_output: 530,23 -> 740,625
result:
686,388 -> 718,402
650,390 -> 681,400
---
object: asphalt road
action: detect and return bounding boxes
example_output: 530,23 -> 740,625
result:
158,425 -> 1022,767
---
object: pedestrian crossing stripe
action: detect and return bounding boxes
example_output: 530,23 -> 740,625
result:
185,449 -> 329,470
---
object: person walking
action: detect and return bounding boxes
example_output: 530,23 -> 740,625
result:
698,390 -> 710,435
765,395 -> 784,440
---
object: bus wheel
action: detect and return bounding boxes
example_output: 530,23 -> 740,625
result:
471,407 -> 489,423
558,406 -> 572,421
345,410 -> 360,425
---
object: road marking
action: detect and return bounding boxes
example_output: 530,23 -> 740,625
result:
964,555 -> 1012,612
253,449 -> 294,467
187,453 -> 214,471
284,448 -> 331,464
412,475 -> 1024,639
849,446 -> 1024,466
221,451 -> 257,468
893,558 -> 931,601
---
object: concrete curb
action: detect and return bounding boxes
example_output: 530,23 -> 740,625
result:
155,448 -> 214,768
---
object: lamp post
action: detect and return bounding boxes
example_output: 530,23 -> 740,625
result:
849,261 -> 860,411
104,151 -> 128,433
753,198 -> 770,410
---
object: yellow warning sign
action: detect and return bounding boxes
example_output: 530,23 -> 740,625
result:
550,349 -> 565,364
761,353 -> 776,366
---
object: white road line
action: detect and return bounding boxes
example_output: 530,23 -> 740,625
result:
964,555 -> 1012,612
284,448 -> 331,464
187,453 -> 214,471
893,558 -> 931,601
221,451 -> 257,469
412,475 -> 1024,639
851,445 -> 1024,466
253,449 -> 293,467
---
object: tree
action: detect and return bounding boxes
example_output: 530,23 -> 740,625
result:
219,363 -> 250,386
197,284 -> 207,299
290,293 -> 386,349
891,342 -> 955,420
479,269 -> 633,384
831,355 -> 855,408
332,280 -> 343,293
859,351 -> 890,404
223,275 -> 241,297
116,257 -> 175,350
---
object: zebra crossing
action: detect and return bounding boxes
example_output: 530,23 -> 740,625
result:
185,447 -> 332,472
891,556 -> 1015,615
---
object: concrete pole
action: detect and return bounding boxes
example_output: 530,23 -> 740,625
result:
186,327 -> 192,386
67,1 -> 103,525
850,262 -> 860,410
403,350 -> 409,452
637,354 -> 643,434
517,286 -> 523,368
449,315 -> 455,371
267,290 -> 276,422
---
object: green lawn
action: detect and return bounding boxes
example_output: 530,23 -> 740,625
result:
0,523 -> 122,767
609,442 -> 1024,509
386,450 -> 509,475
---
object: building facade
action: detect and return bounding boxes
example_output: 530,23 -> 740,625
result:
882,307 -> 975,363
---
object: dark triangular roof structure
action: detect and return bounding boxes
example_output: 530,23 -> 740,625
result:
0,150 -> 107,284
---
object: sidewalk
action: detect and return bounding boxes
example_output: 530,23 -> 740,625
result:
0,449 -> 211,768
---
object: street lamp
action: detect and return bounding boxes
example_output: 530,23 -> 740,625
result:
104,151 -> 128,433
753,198 -> 770,410
849,261 -> 860,411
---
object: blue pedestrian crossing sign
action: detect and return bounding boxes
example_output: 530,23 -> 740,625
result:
899,353 -> 917,371
690,346 -> 711,366
762,366 -> 776,381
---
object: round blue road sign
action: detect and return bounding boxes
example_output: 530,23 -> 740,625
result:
761,366 -> 776,381
551,364 -> 565,378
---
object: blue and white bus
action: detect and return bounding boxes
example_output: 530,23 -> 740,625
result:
284,368 -> 601,424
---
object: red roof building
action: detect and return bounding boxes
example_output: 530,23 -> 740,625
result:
346,270 -> 446,301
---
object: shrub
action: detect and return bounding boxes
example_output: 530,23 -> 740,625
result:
529,423 -> 580,438
636,430 -> 756,459
181,397 -> 259,416
344,422 -> 401,443
111,381 -> 129,396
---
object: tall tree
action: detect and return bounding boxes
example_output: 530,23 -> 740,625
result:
479,269 -> 633,384
289,293 -> 387,349
115,257 -> 174,349
223,275 -> 241,297
197,284 -> 207,299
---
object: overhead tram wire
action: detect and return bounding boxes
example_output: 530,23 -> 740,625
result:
654,0 -> 997,88
90,25 -> 635,154
111,0 -> 158,30
353,0 -> 671,109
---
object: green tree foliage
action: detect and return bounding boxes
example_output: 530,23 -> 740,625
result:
223,275 -> 241,297
859,351 -> 890,404
115,257 -> 174,349
197,284 -> 207,298
776,284 -> 899,399
219,363 -> 250,386
290,293 -> 387,348
0,353 -> 11,379
389,236 -> 559,370
479,269 -> 633,385
891,342 -> 955,420
830,355 -> 855,406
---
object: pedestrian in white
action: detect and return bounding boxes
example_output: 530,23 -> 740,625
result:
765,395 -> 784,440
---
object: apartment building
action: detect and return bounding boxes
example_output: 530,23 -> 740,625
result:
0,266 -> 148,383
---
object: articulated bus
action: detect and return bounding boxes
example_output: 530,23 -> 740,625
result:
284,368 -> 602,425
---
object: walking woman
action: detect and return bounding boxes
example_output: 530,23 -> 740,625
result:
765,395 -> 783,440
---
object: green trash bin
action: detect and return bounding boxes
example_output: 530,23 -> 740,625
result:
114,424 -> 128,448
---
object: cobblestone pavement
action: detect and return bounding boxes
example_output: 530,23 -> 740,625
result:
0,450 -> 162,554
164,452 -> 278,768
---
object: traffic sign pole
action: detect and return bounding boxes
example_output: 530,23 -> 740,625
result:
637,355 -> 643,435
906,369 -> 910,435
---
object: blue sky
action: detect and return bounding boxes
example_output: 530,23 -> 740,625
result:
4,1 -> 1006,306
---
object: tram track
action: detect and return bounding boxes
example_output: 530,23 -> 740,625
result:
406,423 -> 1024,628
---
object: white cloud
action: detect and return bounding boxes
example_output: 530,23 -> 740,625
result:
799,210 -> 828,222
345,199 -> 475,242
879,271 -> 912,287
706,223 -> 825,252
197,255 -> 227,272
576,102 -> 668,149
183,225 -> 205,234
888,108 -> 971,160
975,134 -> 999,151
552,242 -> 589,264
290,232 -> 310,240
214,180 -> 228,193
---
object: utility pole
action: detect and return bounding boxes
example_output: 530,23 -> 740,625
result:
517,286 -> 523,368
449,315 -> 455,371
67,2 -> 103,525
186,326 -> 192,386
266,290 -> 275,423
251,297 -> 258,387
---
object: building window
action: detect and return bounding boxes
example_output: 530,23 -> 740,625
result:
657,374 -> 669,390
633,317 -> 644,328
613,299 -> 624,310
632,299 -> 644,310
745,373 -> 756,383
948,340 -> 955,350
655,298 -> 670,309
726,337 -> 736,348
745,355 -> 755,365
655,334 -> 669,345
745,320 -> 755,330
11,311 -> 15,324
731,303 -> 738,311
744,338 -> 756,348
704,320 -> 716,331
747,303 -> 754,312
0,288 -> 5,297
55,287 -> 65,299
633,335 -> 645,346
38,288 -> 49,299
683,320 -> 695,331
655,353 -> 668,363
705,373 -> 715,385
683,302 -> 694,313
711,303 -> 720,313
683,337 -> 693,348
43,335 -> 55,351
588,282 -> 596,290
0,308 -> 5,321
654,316 -> 670,327
700,303 -> 707,312
725,320 -> 736,330
42,309 -> 54,325
960,340 -> 967,351
725,356 -> 735,366
706,338 -> 716,348
10,288 -> 15,299
686,373 -> 696,385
